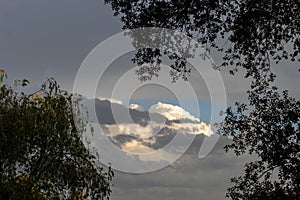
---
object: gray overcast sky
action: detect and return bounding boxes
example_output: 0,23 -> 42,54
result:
1,0 -> 299,101
0,0 -> 121,88
1,1 -> 299,200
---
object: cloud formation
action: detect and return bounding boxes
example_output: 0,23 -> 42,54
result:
149,102 -> 200,122
129,103 -> 145,111
110,135 -> 254,200
98,96 -> 123,105
78,97 -> 245,199
122,140 -> 154,153
84,99 -> 214,161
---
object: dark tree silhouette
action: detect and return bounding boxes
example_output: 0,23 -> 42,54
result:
105,0 -> 299,85
0,71 -> 113,200
218,86 -> 300,199
105,1 -> 300,199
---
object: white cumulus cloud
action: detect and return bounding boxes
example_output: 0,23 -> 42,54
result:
98,96 -> 123,104
167,122 -> 212,136
149,102 -> 200,122
129,103 -> 145,111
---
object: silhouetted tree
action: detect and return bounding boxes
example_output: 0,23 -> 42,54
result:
105,1 -> 300,199
105,0 -> 299,85
218,86 -> 300,199
0,71 -> 113,200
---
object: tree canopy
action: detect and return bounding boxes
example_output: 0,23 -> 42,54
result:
218,88 -> 300,199
105,0 -> 299,84
0,71 -> 113,199
105,0 -> 300,199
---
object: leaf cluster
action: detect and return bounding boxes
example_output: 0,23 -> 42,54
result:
218,86 -> 300,198
0,72 -> 113,200
105,0 -> 300,84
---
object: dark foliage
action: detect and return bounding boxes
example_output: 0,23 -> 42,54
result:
105,0 -> 300,85
218,85 -> 300,199
0,72 -> 113,200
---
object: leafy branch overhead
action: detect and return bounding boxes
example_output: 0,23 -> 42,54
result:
105,0 -> 299,84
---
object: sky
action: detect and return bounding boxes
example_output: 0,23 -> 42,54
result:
1,0 -> 299,199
